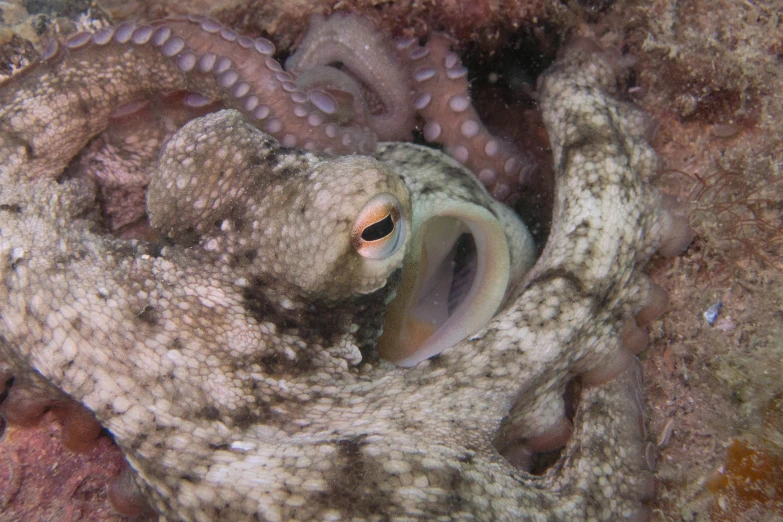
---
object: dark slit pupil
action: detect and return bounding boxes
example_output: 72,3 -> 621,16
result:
361,214 -> 395,241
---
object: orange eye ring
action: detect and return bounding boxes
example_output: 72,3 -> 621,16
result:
351,194 -> 405,259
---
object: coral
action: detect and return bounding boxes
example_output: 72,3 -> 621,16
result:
706,438 -> 783,520
621,3 -> 783,517
660,138 -> 783,286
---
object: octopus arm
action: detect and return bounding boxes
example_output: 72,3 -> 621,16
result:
0,16 -> 373,185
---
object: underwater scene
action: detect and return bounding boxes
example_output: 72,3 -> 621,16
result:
0,0 -> 781,520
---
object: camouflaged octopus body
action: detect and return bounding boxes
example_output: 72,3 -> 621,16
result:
0,42 -> 684,521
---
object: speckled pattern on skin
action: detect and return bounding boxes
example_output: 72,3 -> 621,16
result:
0,36 -> 689,521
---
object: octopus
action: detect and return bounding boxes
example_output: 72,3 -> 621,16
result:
0,10 -> 693,522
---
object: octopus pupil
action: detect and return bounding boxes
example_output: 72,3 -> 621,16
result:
361,214 -> 394,241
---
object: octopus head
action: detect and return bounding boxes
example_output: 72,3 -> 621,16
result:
147,109 -> 534,365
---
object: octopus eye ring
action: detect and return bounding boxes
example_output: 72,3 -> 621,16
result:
352,193 -> 405,259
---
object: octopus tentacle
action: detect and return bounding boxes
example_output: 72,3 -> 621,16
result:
154,17 -> 374,154
285,12 -> 415,141
292,65 -> 373,127
0,365 -> 153,515
399,34 -> 539,201
432,40 -> 690,498
106,467 -> 153,517
0,16 -> 374,184
1,13 -> 541,202
284,12 -> 541,201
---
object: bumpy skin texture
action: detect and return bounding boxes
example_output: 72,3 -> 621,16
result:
0,38 -> 685,521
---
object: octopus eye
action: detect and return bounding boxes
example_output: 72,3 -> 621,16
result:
352,194 -> 405,260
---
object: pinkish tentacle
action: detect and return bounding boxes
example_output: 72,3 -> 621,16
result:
293,65 -> 373,127
398,34 -> 539,201
2,13 -> 541,202
151,16 -> 376,154
284,12 -> 415,141
281,12 -> 541,201
0,16 -> 374,183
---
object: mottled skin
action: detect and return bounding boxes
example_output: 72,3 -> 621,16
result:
0,37 -> 687,521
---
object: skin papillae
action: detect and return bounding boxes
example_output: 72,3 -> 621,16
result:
0,17 -> 691,522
